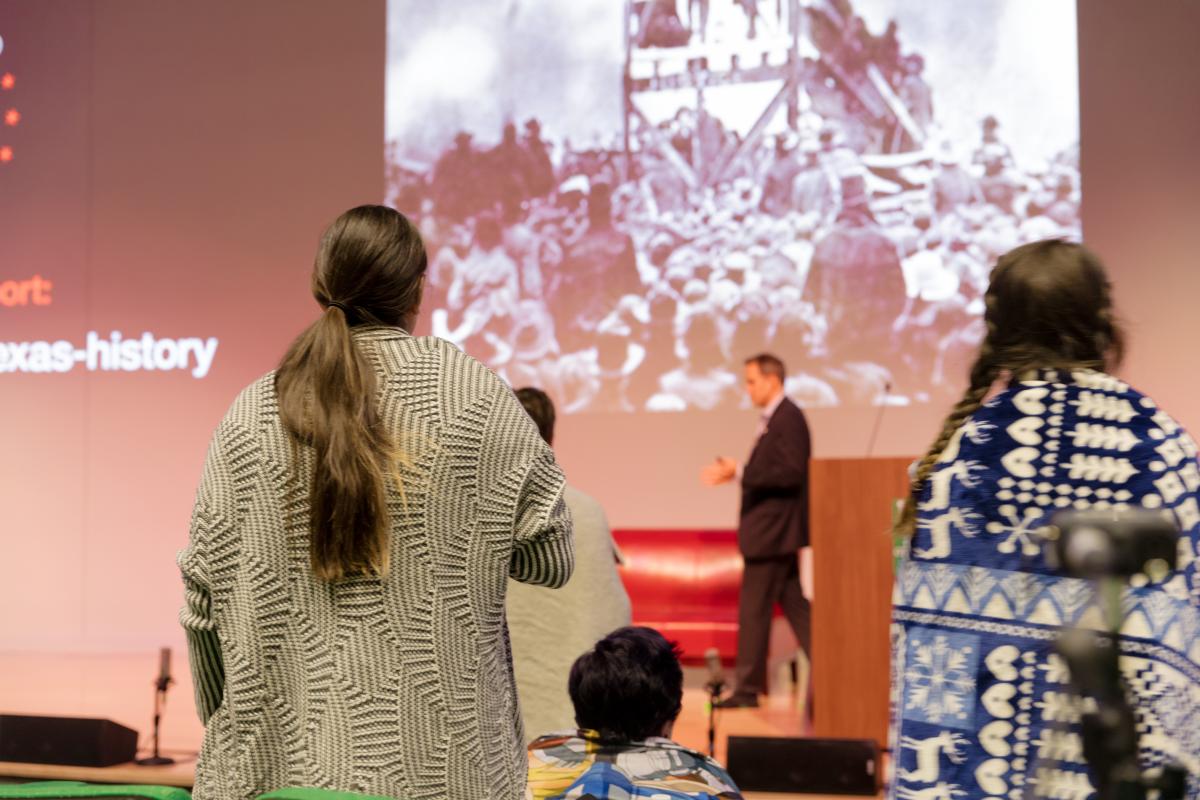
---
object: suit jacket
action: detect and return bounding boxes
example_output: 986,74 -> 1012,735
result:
739,396 -> 811,560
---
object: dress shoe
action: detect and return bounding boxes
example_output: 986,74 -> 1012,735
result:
714,692 -> 759,709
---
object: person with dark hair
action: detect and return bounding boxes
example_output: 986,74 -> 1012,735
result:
791,139 -> 837,226
636,0 -> 692,48
550,181 -> 642,353
527,627 -> 743,799
897,54 -> 932,131
701,353 -> 812,708
627,290 -> 680,409
486,121 -> 531,213
515,386 -> 557,445
521,118 -> 557,199
931,141 -> 982,217
179,205 -> 574,800
972,114 -> 1014,171
890,240 -> 1200,799
805,175 -> 907,367
508,388 -> 631,740
760,135 -> 802,217
443,211 -> 521,356
432,131 -> 482,222
655,310 -> 741,411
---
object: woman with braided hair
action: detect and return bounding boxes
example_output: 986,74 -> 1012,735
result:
889,239 -> 1200,799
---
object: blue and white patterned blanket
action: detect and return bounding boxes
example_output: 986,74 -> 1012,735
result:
890,370 -> 1200,800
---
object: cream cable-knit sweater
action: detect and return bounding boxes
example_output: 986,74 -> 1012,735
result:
179,327 -> 574,800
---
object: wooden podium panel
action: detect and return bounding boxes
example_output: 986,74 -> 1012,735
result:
810,457 -> 911,745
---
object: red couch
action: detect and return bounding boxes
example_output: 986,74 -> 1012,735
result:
613,529 -> 768,665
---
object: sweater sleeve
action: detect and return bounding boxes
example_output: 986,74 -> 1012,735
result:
178,431 -> 228,724
510,450 -> 575,588
181,578 -> 224,722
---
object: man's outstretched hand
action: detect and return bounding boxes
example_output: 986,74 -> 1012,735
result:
701,456 -> 738,486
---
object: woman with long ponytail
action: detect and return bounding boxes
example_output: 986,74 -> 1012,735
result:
180,206 -> 574,800
889,240 -> 1200,798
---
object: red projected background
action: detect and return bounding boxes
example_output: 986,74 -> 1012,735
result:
0,0 -> 1198,753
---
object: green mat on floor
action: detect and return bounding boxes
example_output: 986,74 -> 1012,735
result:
0,782 -> 190,800
259,790 -> 397,800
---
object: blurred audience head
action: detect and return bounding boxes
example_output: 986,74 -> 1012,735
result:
515,387 -> 556,446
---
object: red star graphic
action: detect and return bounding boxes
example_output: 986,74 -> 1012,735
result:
3,109 -> 18,127
0,146 -> 13,163
0,74 -> 13,90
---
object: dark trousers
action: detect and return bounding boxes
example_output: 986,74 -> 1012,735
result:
733,554 -> 811,696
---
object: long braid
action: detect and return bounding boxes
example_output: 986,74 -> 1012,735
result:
896,310 -> 1000,539
1093,300 -> 1125,370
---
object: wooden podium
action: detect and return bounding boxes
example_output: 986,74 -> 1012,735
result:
809,457 -> 912,745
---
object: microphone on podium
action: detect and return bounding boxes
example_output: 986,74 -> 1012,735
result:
864,380 -> 893,458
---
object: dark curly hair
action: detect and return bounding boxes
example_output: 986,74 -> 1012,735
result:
897,239 -> 1125,537
515,387 -> 556,445
568,627 -> 684,742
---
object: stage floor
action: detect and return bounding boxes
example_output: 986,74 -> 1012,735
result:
674,667 -> 812,765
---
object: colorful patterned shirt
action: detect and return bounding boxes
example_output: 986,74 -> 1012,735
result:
527,731 -> 743,800
890,370 -> 1200,799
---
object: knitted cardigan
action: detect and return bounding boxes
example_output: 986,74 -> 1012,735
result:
179,327 -> 574,800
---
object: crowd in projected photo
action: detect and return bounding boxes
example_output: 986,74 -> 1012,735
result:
386,0 -> 1081,413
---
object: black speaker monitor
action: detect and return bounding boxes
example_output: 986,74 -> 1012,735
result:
726,736 -> 880,795
0,714 -> 139,767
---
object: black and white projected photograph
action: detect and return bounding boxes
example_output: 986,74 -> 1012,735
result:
385,0 -> 1080,413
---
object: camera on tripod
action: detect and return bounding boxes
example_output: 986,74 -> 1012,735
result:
1044,509 -> 1186,800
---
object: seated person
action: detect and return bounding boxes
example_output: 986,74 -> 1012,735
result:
526,627 -> 744,800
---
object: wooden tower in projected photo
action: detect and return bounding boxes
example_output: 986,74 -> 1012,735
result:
619,0 -> 929,189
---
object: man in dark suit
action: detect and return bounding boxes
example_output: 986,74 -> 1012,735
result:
702,353 -> 811,708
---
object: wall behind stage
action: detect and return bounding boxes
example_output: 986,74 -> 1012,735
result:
1077,0 -> 1200,435
0,0 -> 1199,664
0,0 -> 386,653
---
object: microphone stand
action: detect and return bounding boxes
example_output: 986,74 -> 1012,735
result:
1046,513 -> 1186,800
1058,579 -> 1183,800
136,672 -> 175,766
704,675 -> 724,757
864,381 -> 892,458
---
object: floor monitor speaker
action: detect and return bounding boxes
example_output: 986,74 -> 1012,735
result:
0,714 -> 139,767
726,735 -> 880,795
